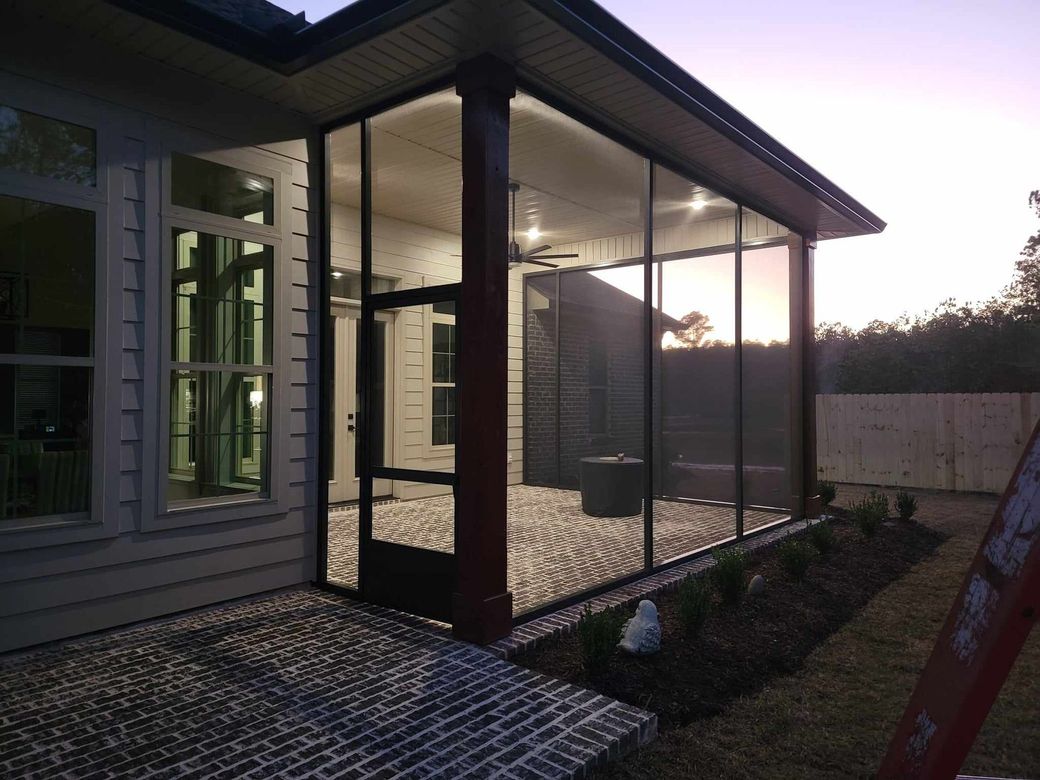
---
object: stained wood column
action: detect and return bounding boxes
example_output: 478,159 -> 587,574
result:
789,233 -> 821,519
452,54 -> 515,644
802,237 -> 822,517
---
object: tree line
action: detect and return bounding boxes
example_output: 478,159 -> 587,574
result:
816,190 -> 1040,394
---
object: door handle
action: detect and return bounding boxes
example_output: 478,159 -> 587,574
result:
348,424 -> 356,433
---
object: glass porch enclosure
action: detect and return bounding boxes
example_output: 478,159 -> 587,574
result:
321,75 -> 809,627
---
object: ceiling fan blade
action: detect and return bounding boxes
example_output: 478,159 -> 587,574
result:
524,244 -> 553,257
521,258 -> 560,268
524,253 -> 578,259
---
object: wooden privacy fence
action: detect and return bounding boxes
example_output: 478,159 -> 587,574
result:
816,393 -> 1040,493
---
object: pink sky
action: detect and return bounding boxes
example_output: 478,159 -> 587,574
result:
284,0 -> 1040,329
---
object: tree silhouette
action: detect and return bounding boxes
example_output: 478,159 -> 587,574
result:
668,310 -> 713,349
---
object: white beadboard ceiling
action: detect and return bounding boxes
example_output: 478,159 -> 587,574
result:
329,88 -> 735,246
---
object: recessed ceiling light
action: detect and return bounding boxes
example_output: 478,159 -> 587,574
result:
331,271 -> 344,278
526,228 -> 542,240
690,200 -> 707,211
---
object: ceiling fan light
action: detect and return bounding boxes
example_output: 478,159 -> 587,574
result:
526,228 -> 541,240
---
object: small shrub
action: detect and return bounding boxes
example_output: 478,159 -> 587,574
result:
778,538 -> 816,581
819,480 -> 837,506
807,520 -> 836,555
895,490 -> 918,521
850,491 -> 888,538
677,576 -> 711,639
711,546 -> 748,606
577,604 -> 624,675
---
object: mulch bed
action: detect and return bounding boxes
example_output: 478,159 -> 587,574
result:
513,515 -> 946,730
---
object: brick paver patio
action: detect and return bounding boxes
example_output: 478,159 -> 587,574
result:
328,485 -> 785,613
0,589 -> 655,779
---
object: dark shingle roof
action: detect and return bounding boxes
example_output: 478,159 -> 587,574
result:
185,0 -> 308,34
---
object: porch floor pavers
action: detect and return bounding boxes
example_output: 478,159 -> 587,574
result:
328,484 -> 785,614
0,588 -> 655,779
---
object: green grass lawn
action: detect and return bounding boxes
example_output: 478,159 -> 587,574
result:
600,487 -> 1040,779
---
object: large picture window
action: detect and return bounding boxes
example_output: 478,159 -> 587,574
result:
165,153 -> 277,508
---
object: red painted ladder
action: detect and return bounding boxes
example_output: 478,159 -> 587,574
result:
879,419 -> 1040,778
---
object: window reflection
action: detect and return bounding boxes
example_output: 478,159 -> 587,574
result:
0,364 -> 91,519
171,228 -> 272,366
171,153 -> 274,225
0,195 -> 94,357
168,371 -> 268,502
0,106 -> 96,186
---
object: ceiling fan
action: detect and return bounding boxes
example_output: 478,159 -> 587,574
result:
507,183 -> 577,269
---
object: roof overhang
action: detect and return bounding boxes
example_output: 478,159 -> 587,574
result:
88,0 -> 885,238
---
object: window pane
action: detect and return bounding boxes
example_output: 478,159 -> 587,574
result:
327,122 -> 361,589
171,153 -> 274,225
171,228 -> 272,366
0,106 -> 95,185
0,195 -> 94,358
652,164 -> 739,564
168,370 -> 269,504
523,274 -> 558,485
372,89 -> 462,282
0,364 -> 91,520
329,269 -> 394,299
742,210 -> 792,514
511,90 -> 647,614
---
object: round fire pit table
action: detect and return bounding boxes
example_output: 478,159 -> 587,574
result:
579,456 -> 644,517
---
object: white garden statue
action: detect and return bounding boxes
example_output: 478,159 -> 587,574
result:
618,600 -> 661,655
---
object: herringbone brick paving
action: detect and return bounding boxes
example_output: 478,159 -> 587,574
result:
0,589 -> 655,779
328,485 -> 784,613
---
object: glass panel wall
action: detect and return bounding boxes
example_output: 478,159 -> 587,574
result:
324,88 -> 462,592
651,165 -> 739,564
741,209 -> 792,519
326,121 -> 361,589
512,90 -> 647,614
321,81 -> 803,618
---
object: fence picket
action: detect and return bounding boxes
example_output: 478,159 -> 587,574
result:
816,393 -> 1040,493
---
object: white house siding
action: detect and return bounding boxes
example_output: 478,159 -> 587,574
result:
330,201 -> 786,502
0,24 -> 318,652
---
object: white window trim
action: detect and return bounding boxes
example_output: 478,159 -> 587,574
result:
0,73 -> 122,551
422,303 -> 456,459
144,140 -> 292,532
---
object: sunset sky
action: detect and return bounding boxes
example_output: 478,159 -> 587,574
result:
285,0 -> 1039,330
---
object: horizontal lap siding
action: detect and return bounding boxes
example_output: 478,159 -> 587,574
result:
0,68 -> 317,652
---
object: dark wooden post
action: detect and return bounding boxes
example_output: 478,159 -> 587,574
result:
452,54 -> 515,644
788,232 -> 806,520
788,232 -> 821,519
802,237 -> 822,517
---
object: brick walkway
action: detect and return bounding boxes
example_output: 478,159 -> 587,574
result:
328,485 -> 785,614
0,589 -> 655,779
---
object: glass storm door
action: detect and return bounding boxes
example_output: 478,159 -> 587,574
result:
329,306 -> 393,504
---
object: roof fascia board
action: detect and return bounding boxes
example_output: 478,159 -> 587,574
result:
106,0 -> 290,70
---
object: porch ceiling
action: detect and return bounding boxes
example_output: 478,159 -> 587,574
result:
20,0 -> 885,239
